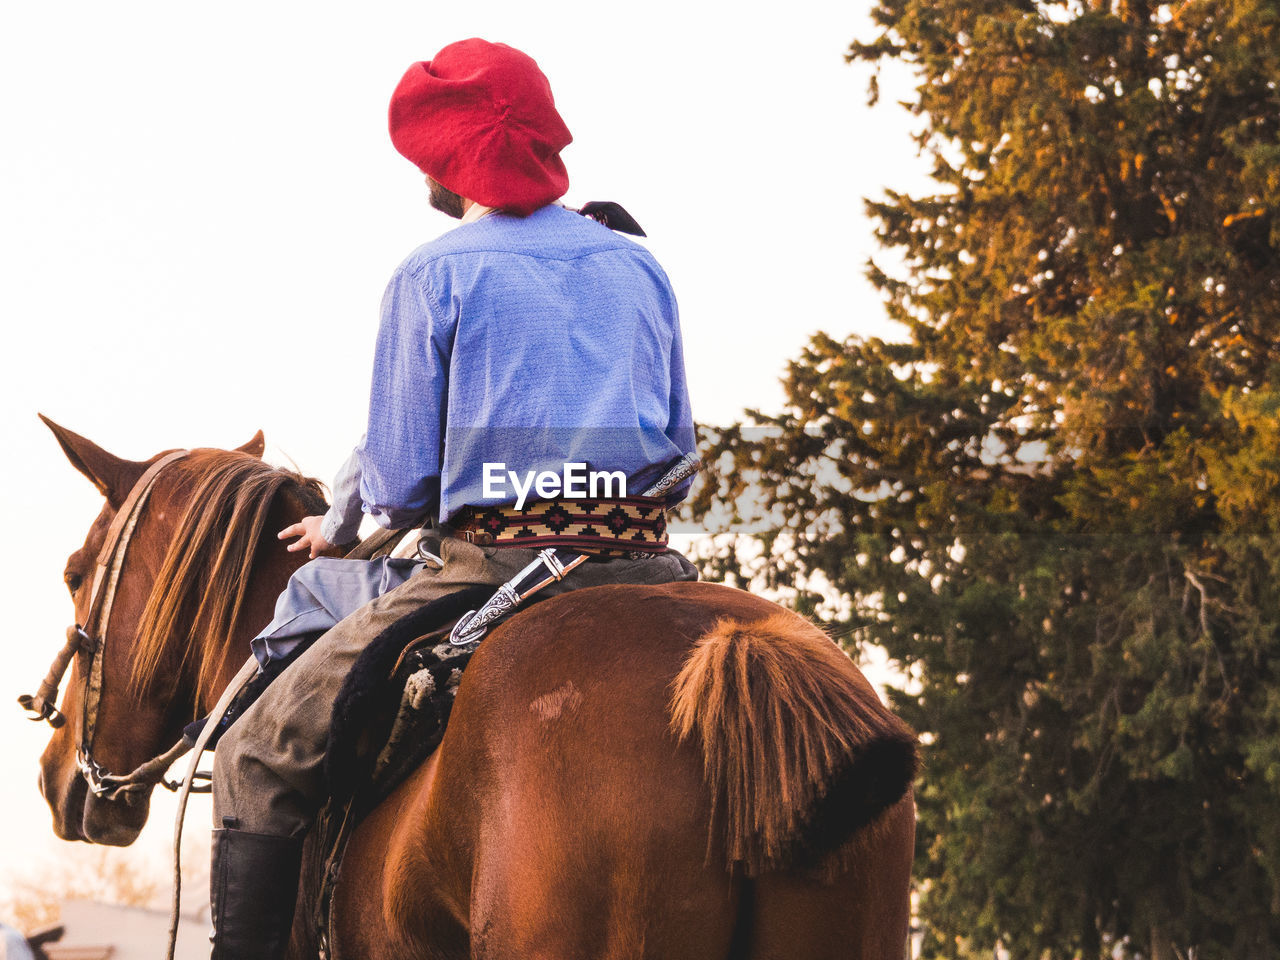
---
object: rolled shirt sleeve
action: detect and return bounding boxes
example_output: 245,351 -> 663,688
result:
318,443 -> 366,545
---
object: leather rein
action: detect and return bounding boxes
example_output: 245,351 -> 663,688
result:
19,450 -> 210,803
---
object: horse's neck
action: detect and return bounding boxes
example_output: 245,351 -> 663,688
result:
199,493 -> 315,716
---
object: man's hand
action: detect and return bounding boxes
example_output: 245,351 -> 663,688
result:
278,515 -> 334,559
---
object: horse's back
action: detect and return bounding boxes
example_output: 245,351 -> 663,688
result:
336,581 -> 915,960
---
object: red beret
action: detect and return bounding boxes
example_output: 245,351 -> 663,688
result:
389,39 -> 572,217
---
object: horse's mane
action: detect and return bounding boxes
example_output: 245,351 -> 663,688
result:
131,450 -> 327,706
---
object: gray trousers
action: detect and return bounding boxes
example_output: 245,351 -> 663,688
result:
212,537 -> 697,837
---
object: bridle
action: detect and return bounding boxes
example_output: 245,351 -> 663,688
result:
20,450 -> 209,802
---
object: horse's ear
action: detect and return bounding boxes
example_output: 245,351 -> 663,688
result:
39,414 -> 149,509
236,431 -> 265,458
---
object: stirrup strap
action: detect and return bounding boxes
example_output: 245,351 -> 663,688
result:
166,655 -> 261,960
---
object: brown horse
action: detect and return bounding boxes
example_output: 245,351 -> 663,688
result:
32,419 -> 918,960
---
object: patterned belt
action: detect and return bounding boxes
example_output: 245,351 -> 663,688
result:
451,496 -> 669,555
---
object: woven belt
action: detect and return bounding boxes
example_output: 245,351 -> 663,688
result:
451,496 -> 669,555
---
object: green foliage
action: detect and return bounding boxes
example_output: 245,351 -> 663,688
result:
689,3 -> 1280,957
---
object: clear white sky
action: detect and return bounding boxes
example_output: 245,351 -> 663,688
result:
0,0 -> 926,915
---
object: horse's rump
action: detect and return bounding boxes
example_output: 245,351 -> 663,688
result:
444,580 -> 916,885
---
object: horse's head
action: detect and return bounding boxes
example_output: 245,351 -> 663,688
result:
31,417 -> 320,846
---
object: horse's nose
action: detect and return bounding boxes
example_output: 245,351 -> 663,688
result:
83,793 -> 148,846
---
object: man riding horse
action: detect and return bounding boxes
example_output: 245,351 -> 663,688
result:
210,38 -> 697,958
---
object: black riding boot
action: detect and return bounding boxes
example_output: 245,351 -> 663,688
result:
210,825 -> 304,960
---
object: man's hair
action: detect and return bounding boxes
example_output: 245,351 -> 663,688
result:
428,177 -> 466,219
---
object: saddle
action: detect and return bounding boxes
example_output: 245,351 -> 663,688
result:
321,583 -> 493,811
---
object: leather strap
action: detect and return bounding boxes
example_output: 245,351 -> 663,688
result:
19,451 -> 188,729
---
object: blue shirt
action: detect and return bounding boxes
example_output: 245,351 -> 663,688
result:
346,204 -> 693,531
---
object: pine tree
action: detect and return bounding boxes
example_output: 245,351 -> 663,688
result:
690,3 -> 1280,956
